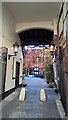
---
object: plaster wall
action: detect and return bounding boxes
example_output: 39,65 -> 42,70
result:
2,3 -> 23,92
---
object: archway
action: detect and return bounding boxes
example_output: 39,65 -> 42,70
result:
18,28 -> 54,84
19,28 -> 53,47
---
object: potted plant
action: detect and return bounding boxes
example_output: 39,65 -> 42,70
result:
46,64 -> 54,85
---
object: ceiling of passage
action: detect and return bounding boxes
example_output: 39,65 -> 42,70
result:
19,28 -> 53,46
5,2 -> 60,23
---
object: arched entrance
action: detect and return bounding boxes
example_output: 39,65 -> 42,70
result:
19,28 -> 53,47
18,28 -> 54,79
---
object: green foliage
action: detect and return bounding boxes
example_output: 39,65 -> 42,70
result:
46,64 -> 54,83
48,84 -> 54,88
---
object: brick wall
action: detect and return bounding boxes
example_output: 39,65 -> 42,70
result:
55,2 -> 68,116
55,32 -> 68,116
64,43 -> 68,116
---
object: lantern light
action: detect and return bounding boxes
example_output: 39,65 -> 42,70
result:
49,44 -> 55,55
8,42 -> 19,60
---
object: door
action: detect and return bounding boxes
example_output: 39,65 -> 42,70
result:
58,46 -> 67,115
15,62 -> 20,88
1,47 -> 8,93
59,61 -> 67,115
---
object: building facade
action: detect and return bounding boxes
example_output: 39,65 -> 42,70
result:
55,2 -> 68,116
0,1 -> 68,117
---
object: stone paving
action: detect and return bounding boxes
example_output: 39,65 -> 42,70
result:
2,77 -> 67,119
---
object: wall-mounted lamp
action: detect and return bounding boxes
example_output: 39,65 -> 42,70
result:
49,44 -> 55,56
8,42 -> 19,60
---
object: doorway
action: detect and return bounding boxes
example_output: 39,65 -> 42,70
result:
1,47 -> 8,93
58,47 -> 67,115
15,62 -> 20,88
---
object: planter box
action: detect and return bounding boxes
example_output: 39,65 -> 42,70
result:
55,89 -> 58,94
23,84 -> 27,87
47,81 -> 49,84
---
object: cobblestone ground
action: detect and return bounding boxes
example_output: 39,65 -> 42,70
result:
2,77 -> 64,118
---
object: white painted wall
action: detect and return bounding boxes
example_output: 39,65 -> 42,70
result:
0,2 -> 2,47
53,56 -> 57,86
2,3 -> 23,92
16,46 -> 23,85
58,2 -> 68,37
66,14 -> 68,36
66,2 -> 68,35
16,21 -> 54,33
0,2 -> 2,98
53,19 -> 57,35
59,13 -> 63,36
66,1 -> 68,11
63,2 -> 66,37
63,2 -> 68,37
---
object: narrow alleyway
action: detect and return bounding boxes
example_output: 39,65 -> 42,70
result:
2,77 -> 66,119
